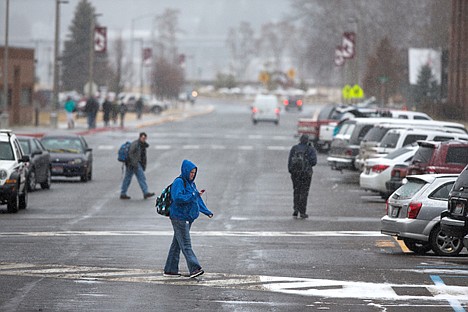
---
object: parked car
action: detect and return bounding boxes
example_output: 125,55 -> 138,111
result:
251,94 -> 280,125
355,123 -> 467,171
381,174 -> 463,256
440,165 -> 468,249
360,145 -> 418,198
0,130 -> 29,212
407,140 -> 468,175
283,96 -> 303,111
18,136 -> 51,191
40,134 -> 93,182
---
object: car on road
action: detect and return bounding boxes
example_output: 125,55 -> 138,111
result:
381,174 -> 463,256
441,165 -> 468,249
251,94 -> 280,125
360,145 -> 418,198
0,130 -> 29,213
40,134 -> 93,182
283,95 -> 303,111
18,136 -> 51,191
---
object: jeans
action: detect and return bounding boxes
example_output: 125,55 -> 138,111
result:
164,219 -> 201,274
120,163 -> 149,195
291,172 -> 312,214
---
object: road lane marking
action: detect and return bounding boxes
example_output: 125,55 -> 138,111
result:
0,262 -> 466,305
0,231 -> 385,237
431,275 -> 466,312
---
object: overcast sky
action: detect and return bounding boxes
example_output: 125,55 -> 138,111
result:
1,0 -> 292,85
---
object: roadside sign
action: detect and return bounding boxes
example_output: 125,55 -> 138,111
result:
342,32 -> 355,59
94,27 -> 107,53
351,84 -> 364,99
342,84 -> 352,100
287,68 -> 296,80
335,46 -> 345,66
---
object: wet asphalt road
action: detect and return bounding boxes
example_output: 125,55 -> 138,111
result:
0,97 -> 467,312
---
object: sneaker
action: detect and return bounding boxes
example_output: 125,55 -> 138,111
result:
189,268 -> 204,278
144,192 -> 155,199
300,213 -> 309,219
120,194 -> 131,200
163,272 -> 181,277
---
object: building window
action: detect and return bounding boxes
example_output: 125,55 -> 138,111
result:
20,88 -> 32,107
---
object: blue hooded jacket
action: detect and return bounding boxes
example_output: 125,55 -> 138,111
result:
169,160 -> 212,222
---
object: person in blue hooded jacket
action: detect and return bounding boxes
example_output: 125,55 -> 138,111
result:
163,159 -> 213,278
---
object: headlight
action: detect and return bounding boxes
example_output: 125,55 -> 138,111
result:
0,169 -> 8,180
68,158 -> 83,165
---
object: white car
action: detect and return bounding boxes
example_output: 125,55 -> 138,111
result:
251,94 -> 280,125
360,145 -> 419,198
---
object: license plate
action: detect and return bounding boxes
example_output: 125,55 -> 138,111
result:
52,166 -> 63,173
454,203 -> 465,215
391,207 -> 400,218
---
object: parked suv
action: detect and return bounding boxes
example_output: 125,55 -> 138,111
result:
0,130 -> 29,213
408,140 -> 468,175
441,165 -> 468,248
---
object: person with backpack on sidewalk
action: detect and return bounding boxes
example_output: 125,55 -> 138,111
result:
288,134 -> 317,219
120,132 -> 155,200
163,159 -> 213,278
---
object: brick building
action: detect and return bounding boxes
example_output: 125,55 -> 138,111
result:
448,0 -> 468,120
0,47 -> 35,126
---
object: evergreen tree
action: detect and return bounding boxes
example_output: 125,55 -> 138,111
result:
414,64 -> 440,105
61,0 -> 112,93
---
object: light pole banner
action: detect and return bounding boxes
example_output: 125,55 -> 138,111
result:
342,32 -> 355,59
94,27 -> 107,53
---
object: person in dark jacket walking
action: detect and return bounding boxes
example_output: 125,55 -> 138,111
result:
84,95 -> 99,129
120,132 -> 155,200
102,96 -> 112,127
288,134 -> 317,219
163,159 -> 213,278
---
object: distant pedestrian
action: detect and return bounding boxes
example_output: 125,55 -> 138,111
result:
288,134 -> 317,219
135,97 -> 144,120
119,101 -> 128,128
120,132 -> 155,200
84,96 -> 99,129
64,96 -> 76,129
163,159 -> 213,278
102,97 -> 112,127
111,100 -> 119,126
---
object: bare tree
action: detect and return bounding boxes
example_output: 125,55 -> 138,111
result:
109,34 -> 131,94
258,21 -> 295,72
226,21 -> 256,81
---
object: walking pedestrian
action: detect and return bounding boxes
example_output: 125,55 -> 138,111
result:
163,159 -> 213,278
111,99 -> 119,126
84,95 -> 99,129
135,97 -> 144,120
288,134 -> 317,219
119,100 -> 128,128
120,132 -> 155,200
102,96 -> 112,127
64,96 -> 76,129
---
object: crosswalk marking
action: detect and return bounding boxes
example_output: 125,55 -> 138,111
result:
97,145 -> 291,151
0,262 -> 466,303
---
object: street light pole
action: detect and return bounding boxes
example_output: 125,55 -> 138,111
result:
88,13 -> 102,97
1,0 -> 10,127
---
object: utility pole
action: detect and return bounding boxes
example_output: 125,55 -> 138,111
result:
1,0 -> 10,128
88,13 -> 102,97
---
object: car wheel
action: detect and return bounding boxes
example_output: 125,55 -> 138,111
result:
81,170 -> 89,182
275,120 -> 279,126
40,169 -> 51,189
28,170 -> 37,192
152,106 -> 162,114
88,167 -> 92,181
429,224 -> 464,256
7,190 -> 19,213
252,120 -> 257,125
403,238 -> 431,254
19,184 -> 28,210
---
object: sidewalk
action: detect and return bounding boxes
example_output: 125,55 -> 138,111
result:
12,103 -> 214,137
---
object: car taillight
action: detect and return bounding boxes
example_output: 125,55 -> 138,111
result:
297,100 -> 303,106
345,149 -> 353,156
252,107 -> 258,113
275,108 -> 280,114
385,200 -> 389,215
283,100 -> 289,106
407,202 -> 422,219
372,164 -> 389,173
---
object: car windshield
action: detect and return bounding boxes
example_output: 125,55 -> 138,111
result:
362,127 -> 389,142
41,138 -> 83,154
412,146 -> 434,164
0,142 -> 14,160
393,179 -> 426,200
385,147 -> 412,159
18,139 -> 30,155
453,166 -> 468,190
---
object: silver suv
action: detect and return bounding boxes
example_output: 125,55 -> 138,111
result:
0,130 -> 29,212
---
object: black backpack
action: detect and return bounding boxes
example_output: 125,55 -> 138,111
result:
155,177 -> 185,217
290,150 -> 309,173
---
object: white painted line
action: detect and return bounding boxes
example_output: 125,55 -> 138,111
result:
153,145 -> 171,150
0,231 -> 385,237
238,146 -> 254,150
98,145 -> 115,150
267,146 -> 289,151
182,145 -> 200,149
